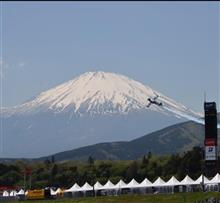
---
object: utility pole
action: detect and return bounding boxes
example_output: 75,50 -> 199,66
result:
23,170 -> 26,190
29,173 -> 32,189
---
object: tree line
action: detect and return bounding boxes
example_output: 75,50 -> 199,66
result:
0,146 -> 218,189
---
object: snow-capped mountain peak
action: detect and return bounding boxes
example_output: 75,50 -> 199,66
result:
0,71 -> 205,158
2,71 -> 202,120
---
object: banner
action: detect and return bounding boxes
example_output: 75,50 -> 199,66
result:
205,138 -> 217,146
205,146 -> 217,161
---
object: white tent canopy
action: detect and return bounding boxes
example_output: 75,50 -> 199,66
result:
65,183 -> 81,192
180,175 -> 195,185
17,189 -> 25,195
165,176 -> 180,186
3,191 -> 9,197
194,175 -> 209,185
152,177 -> 166,187
94,181 -> 103,190
139,178 -> 152,188
80,182 -> 93,191
63,173 -> 220,194
9,190 -> 17,197
50,188 -> 57,196
206,173 -> 220,185
115,180 -> 127,189
55,188 -> 62,194
102,180 -> 115,190
126,178 -> 140,188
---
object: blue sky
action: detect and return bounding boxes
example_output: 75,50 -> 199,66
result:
1,2 -> 219,112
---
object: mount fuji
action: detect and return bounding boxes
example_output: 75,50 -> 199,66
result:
0,71 -> 203,158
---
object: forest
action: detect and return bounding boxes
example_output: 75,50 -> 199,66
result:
0,146 -> 217,189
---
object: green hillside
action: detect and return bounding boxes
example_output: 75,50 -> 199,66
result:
41,112 -> 219,161
41,121 -> 207,161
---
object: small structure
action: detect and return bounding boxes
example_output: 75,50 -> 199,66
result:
152,177 -> 166,193
79,182 -> 93,197
65,183 -> 81,197
102,180 -> 116,196
3,191 -> 9,197
94,181 -> 104,196
206,173 -> 220,191
180,175 -> 195,192
139,178 -> 152,194
17,189 -> 25,200
9,190 -> 17,197
126,179 -> 140,194
164,176 -> 180,193
114,180 -> 127,195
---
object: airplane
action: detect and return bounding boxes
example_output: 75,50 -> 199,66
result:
147,93 -> 163,108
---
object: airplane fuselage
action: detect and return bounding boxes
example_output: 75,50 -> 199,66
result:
148,98 -> 162,106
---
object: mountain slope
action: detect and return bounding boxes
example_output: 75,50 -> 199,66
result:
41,117 -> 220,161
39,121 -> 204,161
0,71 -> 203,158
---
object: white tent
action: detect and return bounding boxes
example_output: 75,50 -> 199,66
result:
80,182 -> 93,191
179,175 -> 195,192
9,190 -> 17,197
94,181 -> 103,190
126,178 -> 140,188
165,176 -> 180,186
206,173 -> 220,185
55,188 -> 62,194
152,177 -> 166,187
65,183 -> 81,192
139,178 -> 152,188
114,180 -> 127,189
194,175 -> 209,185
17,189 -> 25,195
50,188 -> 57,196
180,175 -> 195,185
102,180 -> 115,190
3,191 -> 9,197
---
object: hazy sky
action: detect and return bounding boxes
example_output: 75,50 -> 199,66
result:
1,2 -> 219,112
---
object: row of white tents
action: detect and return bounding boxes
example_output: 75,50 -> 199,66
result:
2,188 -> 63,197
2,189 -> 25,197
2,173 -> 220,197
65,173 -> 220,193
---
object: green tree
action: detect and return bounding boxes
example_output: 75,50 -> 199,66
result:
142,155 -> 149,165
51,156 -> 55,163
147,151 -> 152,159
51,164 -> 58,177
126,161 -> 139,181
88,156 -> 95,166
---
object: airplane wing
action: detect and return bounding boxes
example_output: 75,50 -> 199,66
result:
153,95 -> 159,100
147,102 -> 151,108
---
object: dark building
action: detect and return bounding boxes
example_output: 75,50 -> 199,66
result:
204,102 -> 218,178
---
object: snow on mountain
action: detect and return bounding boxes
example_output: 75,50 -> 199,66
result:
2,71 -> 202,120
0,71 -> 205,158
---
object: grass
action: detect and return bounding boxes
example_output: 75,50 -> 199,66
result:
4,192 -> 220,203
